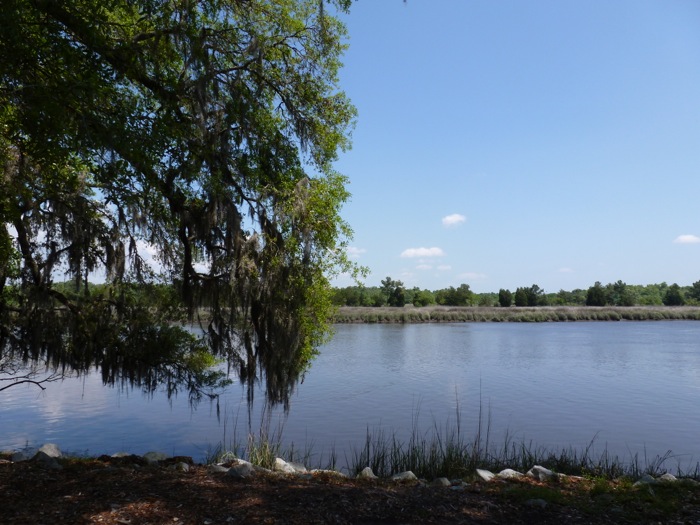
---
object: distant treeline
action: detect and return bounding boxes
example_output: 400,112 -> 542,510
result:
332,278 -> 700,308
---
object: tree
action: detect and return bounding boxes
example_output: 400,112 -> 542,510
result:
687,280 -> 700,303
435,284 -> 473,306
0,0 -> 358,406
514,287 -> 528,307
586,282 -> 607,306
663,283 -> 685,306
380,277 -> 406,307
498,289 -> 512,307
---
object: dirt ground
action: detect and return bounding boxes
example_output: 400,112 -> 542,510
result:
1,456 -> 699,524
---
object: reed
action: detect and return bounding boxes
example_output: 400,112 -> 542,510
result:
332,306 -> 700,324
206,399 -> 700,482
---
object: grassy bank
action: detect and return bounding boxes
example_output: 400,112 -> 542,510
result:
208,405 -> 700,483
332,305 -> 700,324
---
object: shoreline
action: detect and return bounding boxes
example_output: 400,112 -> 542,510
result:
332,305 -> 700,323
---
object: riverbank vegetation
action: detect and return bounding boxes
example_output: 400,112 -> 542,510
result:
332,305 -> 700,323
332,278 -> 700,309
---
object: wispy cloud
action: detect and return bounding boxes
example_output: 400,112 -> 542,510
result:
346,246 -> 367,258
416,264 -> 433,270
436,264 -> 452,271
400,247 -> 445,258
558,267 -> 575,273
673,234 -> 700,244
442,213 -> 466,227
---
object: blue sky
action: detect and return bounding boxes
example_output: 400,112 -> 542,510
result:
331,0 -> 700,293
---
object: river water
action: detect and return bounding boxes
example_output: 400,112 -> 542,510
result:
1,321 -> 699,472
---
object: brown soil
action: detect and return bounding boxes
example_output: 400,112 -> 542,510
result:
1,456 -> 698,524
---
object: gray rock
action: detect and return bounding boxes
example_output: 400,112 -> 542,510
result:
143,451 -> 168,464
497,468 -> 523,479
174,462 -> 190,472
273,457 -> 297,474
37,443 -> 62,458
310,469 -> 347,478
207,464 -> 230,474
633,474 -> 657,486
476,468 -> 496,482
659,473 -> 677,482
227,460 -> 256,479
391,471 -> 417,482
357,466 -> 378,480
287,461 -> 308,474
527,465 -> 555,481
431,477 -> 451,487
32,451 -> 63,470
111,452 -> 132,458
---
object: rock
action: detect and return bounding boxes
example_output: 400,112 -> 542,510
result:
633,474 -> 657,486
287,461 -> 307,474
659,473 -> 677,482
391,471 -> 417,482
431,477 -> 451,487
37,443 -> 62,458
526,498 -> 548,509
143,451 -> 168,465
476,468 -> 496,482
173,462 -> 190,472
32,451 -> 63,470
227,460 -> 256,479
527,465 -> 555,481
273,457 -> 297,474
207,464 -> 230,474
356,467 -> 378,480
111,452 -> 132,458
497,468 -> 523,479
310,469 -> 347,478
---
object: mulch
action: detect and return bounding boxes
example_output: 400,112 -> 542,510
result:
0,456 -> 691,524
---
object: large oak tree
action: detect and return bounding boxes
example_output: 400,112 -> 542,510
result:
0,0 -> 358,406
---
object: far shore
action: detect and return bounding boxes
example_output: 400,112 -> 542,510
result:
332,305 -> 700,324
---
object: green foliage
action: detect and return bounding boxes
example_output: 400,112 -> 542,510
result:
498,289 -> 513,307
586,282 -> 607,306
0,0 -> 359,406
435,284 -> 473,306
663,283 -> 685,306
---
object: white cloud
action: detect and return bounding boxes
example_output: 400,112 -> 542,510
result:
442,214 -> 466,227
673,234 -> 700,244
346,246 -> 367,259
459,272 -> 487,280
416,264 -> 433,270
436,265 -> 452,271
400,247 -> 445,258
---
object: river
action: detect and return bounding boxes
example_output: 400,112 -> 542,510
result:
1,321 -> 699,472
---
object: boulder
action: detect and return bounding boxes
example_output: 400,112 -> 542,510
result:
497,468 -> 523,479
391,471 -> 417,482
37,443 -> 62,458
207,464 -> 230,474
32,451 -> 63,470
476,468 -> 496,482
273,457 -> 297,474
633,474 -> 657,486
659,473 -> 678,482
356,467 -> 378,480
227,460 -> 256,479
431,477 -> 451,487
526,465 -> 555,481
143,451 -> 168,465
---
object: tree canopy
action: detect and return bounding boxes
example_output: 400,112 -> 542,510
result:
0,0 -> 358,406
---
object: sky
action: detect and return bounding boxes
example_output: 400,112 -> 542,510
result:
330,0 -> 700,293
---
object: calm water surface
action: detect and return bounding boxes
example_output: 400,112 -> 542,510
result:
1,321 -> 699,471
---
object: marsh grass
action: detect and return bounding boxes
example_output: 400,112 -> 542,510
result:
206,399 -> 700,482
333,306 -> 700,324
